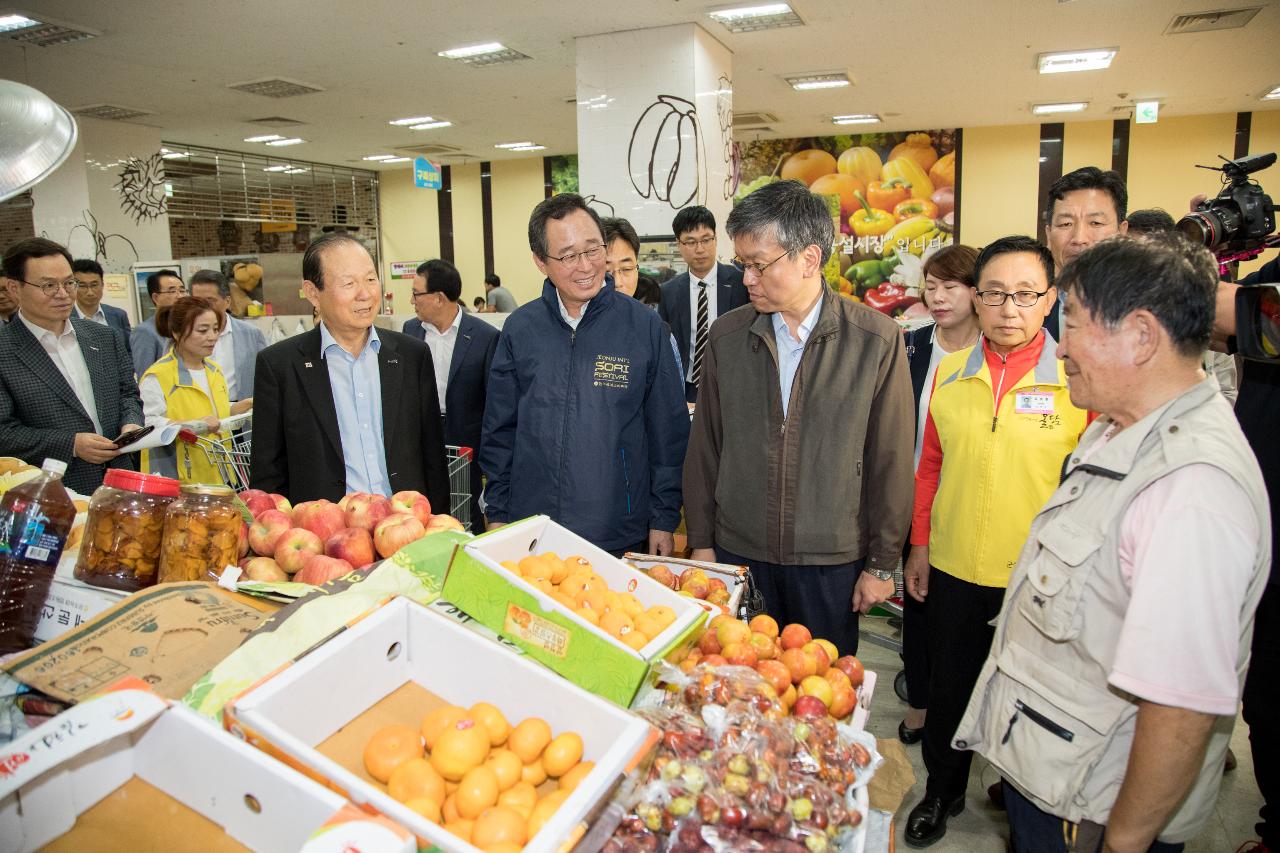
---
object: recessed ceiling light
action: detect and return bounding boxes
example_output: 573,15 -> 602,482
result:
244,134 -> 285,143
389,116 -> 436,126
265,137 -> 305,146
362,154 -> 396,161
382,157 -> 412,163
1037,48 -> 1117,74
707,3 -> 803,33
495,141 -> 535,149
832,114 -> 880,125
437,42 -> 530,65
785,73 -> 851,91
1031,101 -> 1089,115
509,145 -> 546,152
1263,85 -> 1280,101
0,13 -> 38,32
410,120 -> 452,130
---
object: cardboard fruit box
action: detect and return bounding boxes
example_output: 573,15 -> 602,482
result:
0,686 -> 414,853
224,596 -> 659,853
442,516 -> 708,707
622,553 -> 752,619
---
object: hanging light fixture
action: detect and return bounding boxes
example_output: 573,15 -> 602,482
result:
0,80 -> 78,202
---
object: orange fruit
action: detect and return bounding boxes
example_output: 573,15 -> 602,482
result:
563,555 -> 592,573
527,789 -> 569,838
442,793 -> 460,823
420,705 -> 468,749
577,587 -> 607,613
497,780 -> 538,818
472,805 -> 528,849
547,556 -> 570,584
529,577 -> 554,595
615,592 -> 644,618
523,554 -> 554,582
443,818 -> 473,842
520,759 -> 547,786
575,607 -> 600,626
558,760 -> 595,793
485,748 -> 523,791
469,702 -> 511,747
542,732 -> 584,778
600,610 -> 634,639
388,757 -> 446,804
363,724 -> 423,783
508,717 -> 552,764
550,590 -> 577,609
499,559 -> 520,575
404,796 -> 442,823
455,765 -> 500,820
445,779 -> 459,794
479,844 -> 522,853
431,719 -> 491,781
516,555 -> 543,577
622,629 -> 650,651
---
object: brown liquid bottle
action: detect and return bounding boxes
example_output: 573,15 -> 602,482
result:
0,458 -> 77,653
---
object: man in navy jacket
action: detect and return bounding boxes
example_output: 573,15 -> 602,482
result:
481,193 -> 690,556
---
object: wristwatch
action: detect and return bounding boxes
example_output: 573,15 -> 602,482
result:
864,566 -> 894,581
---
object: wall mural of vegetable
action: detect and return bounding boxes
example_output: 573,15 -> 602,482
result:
628,94 -> 707,209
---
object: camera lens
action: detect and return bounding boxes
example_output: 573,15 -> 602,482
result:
1176,211 -> 1220,248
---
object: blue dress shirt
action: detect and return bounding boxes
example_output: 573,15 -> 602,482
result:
771,296 -> 823,419
320,323 -> 391,496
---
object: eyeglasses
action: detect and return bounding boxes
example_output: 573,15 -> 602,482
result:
410,289 -> 430,300
610,265 -> 638,276
157,286 -> 187,295
734,252 -> 790,277
976,289 -> 1050,307
21,278 -> 78,296
549,244 -> 606,269
679,236 -> 716,249
73,278 -> 103,289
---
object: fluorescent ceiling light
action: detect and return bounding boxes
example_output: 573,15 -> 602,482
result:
382,157 -> 412,163
1263,86 -> 1280,100
438,42 -> 505,59
362,154 -> 396,161
509,145 -> 546,152
160,148 -> 190,159
786,73 -> 851,91
708,3 -> 803,33
0,13 -> 38,32
263,165 -> 288,172
410,120 -> 452,130
389,116 -> 435,126
244,134 -> 284,143
832,114 -> 880,125
284,167 -> 309,174
1037,49 -> 1116,74
265,137 -> 305,146
494,141 -> 535,149
1031,101 -> 1088,115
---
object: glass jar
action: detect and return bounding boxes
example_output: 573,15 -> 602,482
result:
74,469 -> 180,592
157,484 -> 243,583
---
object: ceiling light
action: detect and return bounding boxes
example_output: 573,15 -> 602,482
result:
244,134 -> 284,143
1031,101 -> 1088,115
363,154 -> 396,161
495,141 -> 535,149
389,116 -> 436,126
1037,48 -> 1117,74
283,167 -> 309,174
1262,86 -> 1280,101
832,114 -> 880,125
0,13 -> 38,32
160,148 -> 190,159
410,120 -> 452,130
263,165 -> 288,172
264,137 -> 305,146
381,157 -> 412,163
509,145 -> 546,152
708,3 -> 803,33
437,42 -> 530,66
785,73 -> 851,91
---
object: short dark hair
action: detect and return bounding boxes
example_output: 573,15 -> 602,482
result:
602,217 -> 640,256
418,259 -> 462,302
974,236 -> 1056,288
672,206 -> 716,239
922,244 -> 979,288
303,233 -> 366,291
1044,166 -> 1128,224
484,273 -> 501,288
726,179 -> 835,266
528,193 -> 603,260
189,269 -> 232,299
473,296 -> 486,308
3,238 -> 73,282
634,275 -> 661,307
146,269 -> 183,297
1126,208 -> 1176,234
1058,234 -> 1216,357
72,258 -> 104,278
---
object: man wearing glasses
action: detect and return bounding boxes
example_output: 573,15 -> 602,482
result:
130,269 -> 187,377
658,206 -> 749,403
71,259 -> 131,337
0,238 -> 144,494
683,179 -> 914,664
481,193 -> 689,557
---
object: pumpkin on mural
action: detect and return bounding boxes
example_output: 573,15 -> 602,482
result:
115,151 -> 169,225
628,94 -> 706,209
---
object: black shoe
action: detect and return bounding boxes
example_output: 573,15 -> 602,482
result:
899,719 -> 924,744
988,781 -> 1006,811
904,794 -> 965,848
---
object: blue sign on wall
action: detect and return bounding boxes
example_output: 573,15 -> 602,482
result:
414,157 -> 442,189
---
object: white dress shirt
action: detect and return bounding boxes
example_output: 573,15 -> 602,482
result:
19,313 -> 102,435
556,290 -> 590,330
422,306 -> 461,415
140,368 -> 214,430
73,305 -> 108,325
685,263 -> 719,382
211,319 -> 237,400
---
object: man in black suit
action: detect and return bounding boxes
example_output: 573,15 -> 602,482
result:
657,206 -> 749,402
0,239 -> 143,495
71,259 -> 131,337
250,234 -> 449,510
402,259 -> 499,531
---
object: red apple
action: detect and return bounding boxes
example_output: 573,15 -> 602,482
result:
337,492 -> 367,512
803,641 -> 831,676
749,632 -> 777,660
780,647 -> 818,685
425,514 -> 464,534
295,554 -> 354,585
720,642 -> 758,668
792,695 -> 828,719
706,577 -> 727,595
813,638 -> 840,664
702,654 -> 727,668
828,684 -> 857,720
373,512 -> 426,558
780,623 -> 812,651
267,494 -> 293,517
698,629 -> 722,656
325,527 -> 376,568
237,520 -> 250,558
295,500 -> 347,542
798,675 -> 834,708
239,556 -> 287,582
679,569 -> 710,599
238,488 -> 267,506
248,509 -> 292,556
824,667 -> 852,691
390,490 -> 433,525
274,528 -> 324,574
833,655 -> 865,689
647,564 -> 678,590
748,614 -> 779,640
707,588 -> 731,607
343,493 -> 394,531
755,659 -> 792,694
716,619 -> 751,649
244,494 -> 277,518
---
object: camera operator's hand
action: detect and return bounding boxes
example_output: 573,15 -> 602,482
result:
1189,193 -> 1208,212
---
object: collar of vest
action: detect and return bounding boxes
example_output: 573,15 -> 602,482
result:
156,351 -> 221,388
958,330 -> 1060,384
1065,379 -> 1221,480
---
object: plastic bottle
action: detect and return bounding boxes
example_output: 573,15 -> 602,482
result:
0,458 -> 77,653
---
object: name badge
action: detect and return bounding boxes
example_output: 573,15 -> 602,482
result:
1015,392 -> 1054,415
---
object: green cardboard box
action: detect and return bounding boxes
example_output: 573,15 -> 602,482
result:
441,516 -> 707,707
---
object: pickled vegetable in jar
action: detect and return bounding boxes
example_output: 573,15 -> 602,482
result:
157,484 -> 242,583
74,470 -> 180,592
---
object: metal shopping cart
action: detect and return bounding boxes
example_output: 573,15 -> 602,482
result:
444,445 -> 472,529
178,412 -> 254,491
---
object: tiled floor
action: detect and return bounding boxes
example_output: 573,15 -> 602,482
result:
855,617 -> 1266,852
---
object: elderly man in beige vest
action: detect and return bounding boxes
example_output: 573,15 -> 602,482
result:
954,234 -> 1270,853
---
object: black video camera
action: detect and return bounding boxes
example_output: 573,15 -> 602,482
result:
1177,152 -> 1277,267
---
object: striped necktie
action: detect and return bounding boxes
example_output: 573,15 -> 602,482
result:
691,279 -> 709,387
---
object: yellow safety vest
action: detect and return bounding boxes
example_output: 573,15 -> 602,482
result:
141,352 -> 231,485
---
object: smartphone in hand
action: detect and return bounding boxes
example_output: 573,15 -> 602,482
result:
113,425 -> 155,449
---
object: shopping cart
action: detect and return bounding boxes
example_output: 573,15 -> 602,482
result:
445,445 -> 473,530
178,414 -> 254,491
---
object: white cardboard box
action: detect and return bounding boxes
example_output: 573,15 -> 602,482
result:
225,596 -> 660,853
0,688 -> 414,853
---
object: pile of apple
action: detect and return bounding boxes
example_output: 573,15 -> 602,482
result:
238,489 -> 463,585
681,614 -> 865,722
643,564 -> 732,608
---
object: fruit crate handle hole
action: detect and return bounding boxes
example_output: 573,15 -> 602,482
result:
528,538 -> 538,552
386,641 -> 402,661
243,793 -> 262,813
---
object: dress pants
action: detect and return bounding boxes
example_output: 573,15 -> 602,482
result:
901,540 -> 930,708
921,566 -> 1006,799
1005,781 -> 1184,853
715,547 -> 864,658
1243,582 -> 1279,848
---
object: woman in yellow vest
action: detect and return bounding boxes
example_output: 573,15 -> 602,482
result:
901,236 -> 1089,848
139,296 -> 251,484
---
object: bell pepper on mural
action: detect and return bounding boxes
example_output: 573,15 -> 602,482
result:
893,198 -> 939,222
863,282 -> 920,316
865,178 -> 912,212
850,192 -> 895,238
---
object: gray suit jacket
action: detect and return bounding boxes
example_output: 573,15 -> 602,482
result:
224,316 -> 268,401
130,316 -> 168,378
74,304 -> 131,337
0,317 -> 144,494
